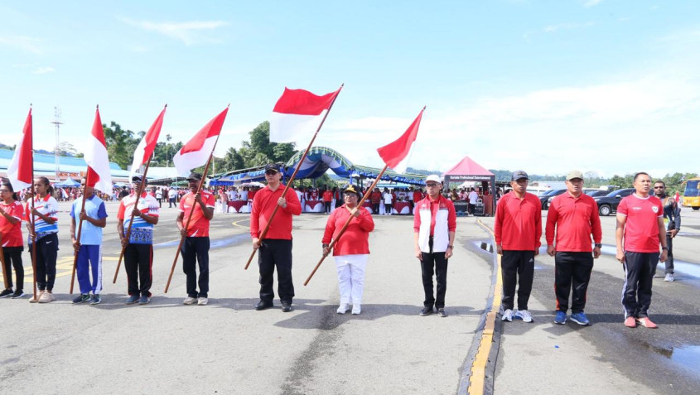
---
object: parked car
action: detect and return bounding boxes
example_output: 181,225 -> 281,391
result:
585,189 -> 608,198
593,188 -> 635,216
540,189 -> 566,210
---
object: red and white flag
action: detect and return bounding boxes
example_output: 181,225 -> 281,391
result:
269,87 -> 341,143
376,107 -> 425,174
7,108 -> 34,191
130,106 -> 167,181
173,107 -> 229,177
84,107 -> 113,193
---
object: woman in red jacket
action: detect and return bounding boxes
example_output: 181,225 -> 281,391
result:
0,181 -> 25,299
322,185 -> 374,315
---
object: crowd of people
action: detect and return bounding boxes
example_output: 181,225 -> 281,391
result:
0,166 -> 678,330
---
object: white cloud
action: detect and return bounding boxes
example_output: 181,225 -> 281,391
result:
119,17 -> 228,46
32,67 -> 54,74
0,35 -> 42,54
543,21 -> 596,33
583,0 -> 603,7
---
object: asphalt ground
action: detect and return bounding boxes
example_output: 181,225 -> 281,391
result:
1,201 -> 699,394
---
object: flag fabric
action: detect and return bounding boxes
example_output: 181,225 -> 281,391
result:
129,106 -> 167,181
7,108 -> 33,191
84,107 -> 113,193
269,87 -> 341,143
376,107 -> 425,174
173,107 -> 229,177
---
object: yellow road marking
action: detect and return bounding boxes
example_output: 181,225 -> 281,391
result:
1,256 -> 119,284
231,218 -> 250,229
468,219 -> 503,395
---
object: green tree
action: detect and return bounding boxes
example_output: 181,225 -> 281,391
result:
103,121 -> 140,169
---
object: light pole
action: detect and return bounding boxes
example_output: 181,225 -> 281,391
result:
50,107 -> 63,182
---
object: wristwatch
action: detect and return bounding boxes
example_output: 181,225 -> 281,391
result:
447,245 -> 454,249
594,243 -> 602,248
662,247 -> 669,250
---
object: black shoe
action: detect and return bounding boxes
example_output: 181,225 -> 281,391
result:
437,308 -> 448,318
281,302 -> 293,312
11,290 -> 25,299
255,301 -> 273,310
420,307 -> 434,316
0,289 -> 13,298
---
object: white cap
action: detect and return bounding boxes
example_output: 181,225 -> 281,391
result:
426,175 -> 441,183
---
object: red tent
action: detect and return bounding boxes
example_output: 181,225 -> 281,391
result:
442,156 -> 496,216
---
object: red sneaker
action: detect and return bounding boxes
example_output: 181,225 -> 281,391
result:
624,316 -> 637,328
636,317 -> 658,329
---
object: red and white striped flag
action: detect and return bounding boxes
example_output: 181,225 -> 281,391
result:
84,107 -> 113,193
269,87 -> 341,143
376,107 -> 425,174
130,105 -> 167,181
173,107 -> 229,177
7,108 -> 33,191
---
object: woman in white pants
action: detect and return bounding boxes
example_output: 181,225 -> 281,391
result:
322,185 -> 375,315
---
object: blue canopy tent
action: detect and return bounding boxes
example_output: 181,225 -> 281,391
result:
208,146 -> 427,186
54,178 -> 80,188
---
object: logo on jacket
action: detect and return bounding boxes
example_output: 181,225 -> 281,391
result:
652,206 -> 659,213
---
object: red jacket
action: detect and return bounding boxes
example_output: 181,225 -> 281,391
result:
322,205 -> 374,256
250,185 -> 302,240
494,192 -> 542,251
545,192 -> 602,252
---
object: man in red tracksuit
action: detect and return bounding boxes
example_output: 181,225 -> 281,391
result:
250,163 -> 302,312
546,170 -> 602,326
495,170 -> 542,323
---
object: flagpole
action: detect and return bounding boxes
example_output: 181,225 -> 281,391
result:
164,137 -> 220,294
70,105 -> 97,294
304,165 -> 388,286
113,159 -> 153,284
244,83 -> 344,270
28,106 -> 38,301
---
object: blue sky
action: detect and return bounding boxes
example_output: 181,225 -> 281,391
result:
1,0 -> 698,177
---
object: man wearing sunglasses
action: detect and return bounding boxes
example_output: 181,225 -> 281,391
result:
652,180 -> 680,282
250,164 -> 301,312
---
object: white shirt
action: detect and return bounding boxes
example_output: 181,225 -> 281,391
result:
468,191 -> 479,204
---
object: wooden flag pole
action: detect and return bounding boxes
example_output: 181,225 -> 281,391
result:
29,183 -> 38,301
304,164 -> 388,286
164,144 -> 220,294
69,167 -> 91,294
244,83 -> 344,270
0,242 -> 7,289
113,159 -> 153,283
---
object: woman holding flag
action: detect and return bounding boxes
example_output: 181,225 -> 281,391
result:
322,185 -> 374,315
0,181 -> 26,299
26,177 -> 60,303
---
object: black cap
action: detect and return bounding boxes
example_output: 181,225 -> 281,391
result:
264,163 -> 279,173
344,185 -> 360,196
187,172 -> 202,181
511,170 -> 529,181
131,174 -> 143,183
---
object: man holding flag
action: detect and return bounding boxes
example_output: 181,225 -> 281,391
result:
177,173 -> 215,305
117,174 -> 159,305
250,164 -> 302,312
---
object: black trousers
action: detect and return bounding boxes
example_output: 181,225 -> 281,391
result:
501,250 -> 535,311
468,203 -> 475,214
622,252 -> 658,318
554,251 -> 593,313
124,243 -> 153,297
169,198 -> 176,208
420,237 -> 448,309
664,235 -> 674,274
2,246 -> 24,291
30,233 -> 59,291
181,237 -> 210,298
372,203 -> 379,214
258,239 -> 294,304
324,201 -> 332,213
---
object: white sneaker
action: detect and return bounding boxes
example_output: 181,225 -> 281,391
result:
515,309 -> 533,323
197,297 -> 208,305
664,273 -> 674,282
501,309 -> 513,322
183,296 -> 197,305
337,303 -> 349,314
351,305 -> 361,315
